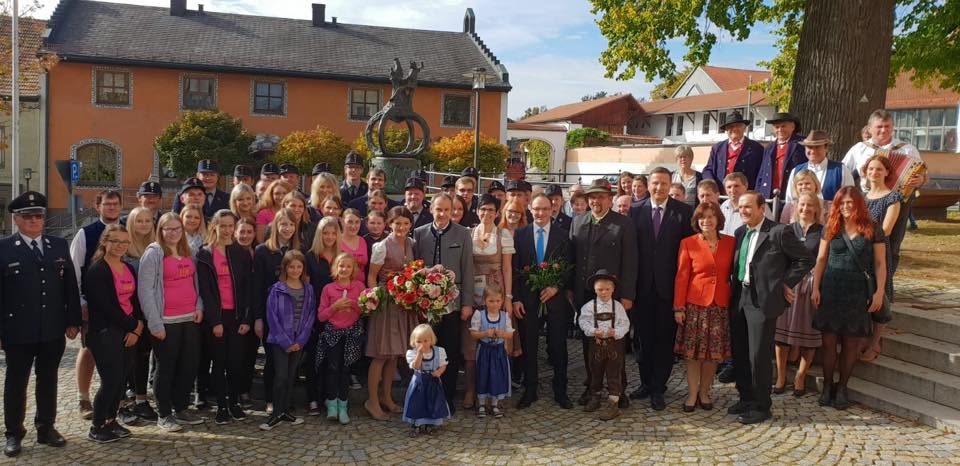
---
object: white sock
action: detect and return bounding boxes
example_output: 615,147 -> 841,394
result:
78,392 -> 90,402
609,395 -> 619,403
490,399 -> 499,408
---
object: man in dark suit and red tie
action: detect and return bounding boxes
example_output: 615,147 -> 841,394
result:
702,112 -> 765,195
755,112 -> 806,204
628,167 -> 694,410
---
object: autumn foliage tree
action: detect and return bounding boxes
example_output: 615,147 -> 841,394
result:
155,110 -> 255,179
426,131 -> 508,175
274,126 -> 352,177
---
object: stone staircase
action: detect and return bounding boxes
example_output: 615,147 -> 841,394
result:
805,303 -> 960,432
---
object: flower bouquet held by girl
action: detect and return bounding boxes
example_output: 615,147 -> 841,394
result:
385,259 -> 460,324
358,286 -> 385,316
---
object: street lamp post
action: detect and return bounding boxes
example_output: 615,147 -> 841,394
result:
470,67 -> 486,168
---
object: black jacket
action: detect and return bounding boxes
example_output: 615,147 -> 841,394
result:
569,211 -> 638,307
82,260 -> 142,334
732,218 -> 814,318
173,189 -> 230,219
196,244 -> 254,327
0,234 -> 83,345
513,224 -> 574,315
630,197 -> 694,300
252,243 -> 294,321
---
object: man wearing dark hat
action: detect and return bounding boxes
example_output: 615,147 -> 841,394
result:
340,151 -> 367,205
311,162 -> 331,177
702,112 -> 764,195
404,177 -> 433,230
69,189 -> 123,420
173,160 -> 230,218
174,177 -> 206,215
544,184 -> 572,232
279,163 -> 302,191
505,180 -> 534,224
233,165 -> 255,188
455,175 -> 479,214
260,162 -> 280,182
487,180 -> 506,204
569,178 -> 637,408
347,167 -> 400,216
756,112 -> 806,202
121,181 -> 164,226
512,193 -> 575,409
440,175 -> 458,197
1,192 -> 82,457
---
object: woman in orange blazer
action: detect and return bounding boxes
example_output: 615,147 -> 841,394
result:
673,201 -> 735,412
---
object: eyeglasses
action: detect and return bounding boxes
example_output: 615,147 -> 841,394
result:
105,239 -> 132,246
478,207 -> 496,213
16,213 -> 44,220
100,202 -> 122,208
161,226 -> 183,233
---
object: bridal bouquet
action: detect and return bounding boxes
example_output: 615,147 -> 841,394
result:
386,259 -> 460,323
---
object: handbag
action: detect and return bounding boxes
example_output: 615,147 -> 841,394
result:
840,230 -> 891,323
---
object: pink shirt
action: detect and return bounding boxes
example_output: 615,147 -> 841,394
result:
256,208 -> 277,226
112,264 -> 136,316
340,236 -> 368,278
317,280 -> 365,329
214,249 -> 235,310
162,256 -> 197,318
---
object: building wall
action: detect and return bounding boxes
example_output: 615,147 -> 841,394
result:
564,144 -> 715,183
46,62 -> 506,209
504,128 -> 567,174
570,99 -> 639,135
639,106 -> 777,144
674,68 -> 722,98
0,101 -> 46,225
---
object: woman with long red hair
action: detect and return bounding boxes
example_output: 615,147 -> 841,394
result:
811,186 -> 887,411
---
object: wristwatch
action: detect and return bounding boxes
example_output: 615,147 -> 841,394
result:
506,294 -> 514,300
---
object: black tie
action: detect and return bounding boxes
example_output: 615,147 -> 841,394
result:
30,239 -> 43,260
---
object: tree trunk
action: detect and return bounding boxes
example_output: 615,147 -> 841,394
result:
789,0 -> 895,160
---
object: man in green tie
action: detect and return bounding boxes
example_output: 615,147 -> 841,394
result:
728,191 -> 812,425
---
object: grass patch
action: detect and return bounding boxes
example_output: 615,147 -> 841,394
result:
896,210 -> 960,287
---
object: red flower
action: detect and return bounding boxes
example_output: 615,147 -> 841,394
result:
419,298 -> 430,309
540,262 -> 548,269
523,265 -> 530,272
396,276 -> 406,286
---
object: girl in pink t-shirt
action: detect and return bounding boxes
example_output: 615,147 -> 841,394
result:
339,209 -> 368,278
316,253 -> 365,424
255,180 -> 293,244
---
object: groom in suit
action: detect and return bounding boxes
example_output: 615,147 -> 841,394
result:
412,193 -> 475,414
512,194 -> 575,409
728,191 -> 812,424
628,167 -> 693,410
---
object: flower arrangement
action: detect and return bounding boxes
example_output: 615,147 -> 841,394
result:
385,259 -> 460,323
521,258 -> 573,316
358,287 -> 385,316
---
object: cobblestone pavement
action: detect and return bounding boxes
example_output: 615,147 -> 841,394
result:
2,280 -> 960,465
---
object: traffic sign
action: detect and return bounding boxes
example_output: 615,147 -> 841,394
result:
70,160 -> 81,183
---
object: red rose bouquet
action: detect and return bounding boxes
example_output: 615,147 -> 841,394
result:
385,259 -> 460,323
521,258 -> 573,316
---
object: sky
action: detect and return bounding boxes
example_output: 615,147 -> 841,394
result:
28,0 -> 779,119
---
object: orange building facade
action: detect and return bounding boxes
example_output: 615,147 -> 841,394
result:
42,1 -> 511,211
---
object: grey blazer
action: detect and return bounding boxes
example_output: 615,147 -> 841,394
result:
412,222 -> 475,308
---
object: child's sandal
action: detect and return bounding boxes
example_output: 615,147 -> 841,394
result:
492,407 -> 503,418
477,406 -> 487,418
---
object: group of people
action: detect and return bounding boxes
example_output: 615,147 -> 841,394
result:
0,107 -> 925,456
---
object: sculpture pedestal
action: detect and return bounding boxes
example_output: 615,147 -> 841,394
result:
370,157 -> 421,196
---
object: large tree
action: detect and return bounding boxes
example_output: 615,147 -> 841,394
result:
590,0 -> 951,158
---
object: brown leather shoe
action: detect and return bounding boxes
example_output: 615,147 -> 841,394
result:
599,400 -> 621,421
583,395 -> 601,413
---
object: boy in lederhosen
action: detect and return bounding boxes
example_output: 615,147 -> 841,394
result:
578,269 -> 630,421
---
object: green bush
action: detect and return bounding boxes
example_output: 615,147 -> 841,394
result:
155,111 -> 255,178
566,127 -> 610,148
525,139 -> 552,172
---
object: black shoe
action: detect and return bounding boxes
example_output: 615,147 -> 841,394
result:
132,401 -> 159,421
577,387 -> 591,406
819,383 -> 834,406
555,396 -> 573,409
195,400 -> 211,411
117,406 -> 140,426
618,396 -> 629,409
717,365 -> 736,384
727,400 -> 752,415
629,386 -> 651,400
106,420 -> 131,438
36,428 -> 66,447
215,407 -> 230,425
737,410 -> 772,424
650,394 -> 666,411
4,436 -> 21,457
87,426 -> 120,444
683,403 -> 696,413
832,385 -> 850,410
516,394 -> 537,409
772,385 -> 786,395
258,415 -> 283,431
238,394 -> 254,409
228,403 -> 246,421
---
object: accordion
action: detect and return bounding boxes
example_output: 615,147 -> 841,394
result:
868,143 -> 927,198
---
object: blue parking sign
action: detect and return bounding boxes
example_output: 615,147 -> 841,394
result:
70,160 -> 80,183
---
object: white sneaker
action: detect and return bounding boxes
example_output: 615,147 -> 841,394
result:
157,414 -> 183,432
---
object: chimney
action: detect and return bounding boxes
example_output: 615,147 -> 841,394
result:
312,3 -> 325,27
170,0 -> 187,16
198,4 -> 204,14
463,8 -> 475,34
331,17 -> 337,26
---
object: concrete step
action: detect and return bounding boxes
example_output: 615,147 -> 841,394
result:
882,331 -> 960,377
890,305 -> 960,346
801,368 -> 960,433
852,355 -> 960,410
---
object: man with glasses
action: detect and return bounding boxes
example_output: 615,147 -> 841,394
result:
69,189 -> 123,422
172,159 -> 230,219
1,192 -> 82,457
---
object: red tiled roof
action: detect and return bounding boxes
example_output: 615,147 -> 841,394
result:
699,65 -> 770,92
519,94 -> 640,123
507,122 -> 568,132
886,72 -> 960,109
639,88 -> 769,115
0,17 -> 46,97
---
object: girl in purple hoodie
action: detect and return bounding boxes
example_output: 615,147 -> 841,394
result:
260,250 -> 315,431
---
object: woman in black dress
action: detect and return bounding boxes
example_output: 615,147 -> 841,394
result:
812,187 -> 887,410
862,154 -> 902,361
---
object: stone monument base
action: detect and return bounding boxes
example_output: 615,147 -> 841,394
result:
370,156 -> 421,196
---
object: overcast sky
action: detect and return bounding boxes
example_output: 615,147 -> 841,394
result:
29,0 -> 778,119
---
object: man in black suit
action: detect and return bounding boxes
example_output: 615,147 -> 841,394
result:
570,178 -> 638,408
172,159 -> 230,218
347,168 -> 400,216
339,151 -> 367,205
544,184 -> 573,232
512,194 -> 575,409
403,177 -> 433,230
1,192 -> 82,457
729,191 -> 813,424
628,167 -> 694,410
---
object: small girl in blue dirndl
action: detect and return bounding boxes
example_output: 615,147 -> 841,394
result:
402,324 -> 451,436
469,288 -> 514,418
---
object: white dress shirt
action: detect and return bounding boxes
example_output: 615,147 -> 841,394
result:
741,223 -> 763,285
531,220 -> 551,254
720,199 -> 772,236
842,138 -> 922,190
19,232 -> 43,255
784,159 -> 856,202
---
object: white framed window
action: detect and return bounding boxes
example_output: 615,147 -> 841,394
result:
92,67 -> 133,108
